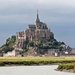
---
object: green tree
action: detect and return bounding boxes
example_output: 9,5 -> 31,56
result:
2,46 -> 14,53
58,46 -> 63,51
52,41 -> 58,46
61,42 -> 65,45
43,45 -> 49,49
0,35 -> 16,53
29,41 -> 34,47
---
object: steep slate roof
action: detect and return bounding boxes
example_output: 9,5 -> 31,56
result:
28,25 -> 36,29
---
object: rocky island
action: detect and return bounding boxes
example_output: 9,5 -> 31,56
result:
0,10 -> 72,57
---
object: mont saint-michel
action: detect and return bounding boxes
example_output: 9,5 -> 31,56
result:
16,10 -> 54,49
0,11 -> 73,57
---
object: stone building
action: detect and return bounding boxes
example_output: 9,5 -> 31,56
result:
16,10 -> 54,48
3,49 -> 21,57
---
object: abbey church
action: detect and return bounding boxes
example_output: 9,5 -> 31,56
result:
16,10 -> 54,48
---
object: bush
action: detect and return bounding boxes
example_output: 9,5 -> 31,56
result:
0,62 -> 5,66
29,41 -> 34,47
57,63 -> 75,71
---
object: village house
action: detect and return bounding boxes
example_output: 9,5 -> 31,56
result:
3,49 -> 21,57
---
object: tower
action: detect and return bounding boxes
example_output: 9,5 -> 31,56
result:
36,9 -> 40,22
35,9 -> 40,29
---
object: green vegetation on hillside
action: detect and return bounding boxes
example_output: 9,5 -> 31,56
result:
0,34 -> 65,53
22,38 -> 65,51
0,35 -> 16,53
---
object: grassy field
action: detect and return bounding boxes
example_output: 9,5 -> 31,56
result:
0,56 -> 75,66
57,63 -> 75,72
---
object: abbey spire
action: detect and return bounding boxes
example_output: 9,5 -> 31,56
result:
36,9 -> 40,22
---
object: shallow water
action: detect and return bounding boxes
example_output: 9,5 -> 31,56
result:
0,65 -> 74,75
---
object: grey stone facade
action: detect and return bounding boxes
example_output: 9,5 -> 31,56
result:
16,11 -> 54,48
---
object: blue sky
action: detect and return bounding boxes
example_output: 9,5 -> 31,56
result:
0,0 -> 75,48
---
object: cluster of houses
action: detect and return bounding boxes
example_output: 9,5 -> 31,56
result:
0,48 -> 23,57
0,44 -> 74,57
